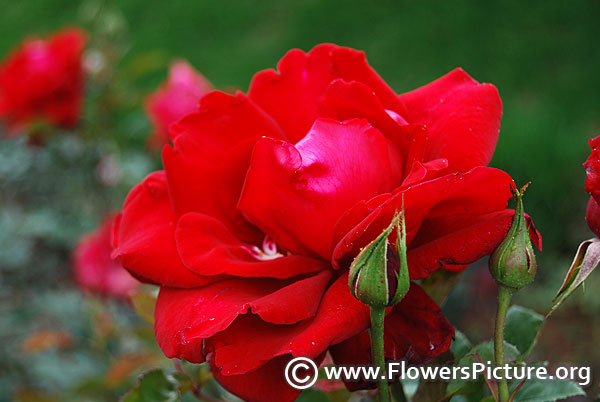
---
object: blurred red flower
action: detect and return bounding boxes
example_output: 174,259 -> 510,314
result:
113,44 -> 540,401
584,136 -> 600,236
0,28 -> 86,134
145,60 -> 212,149
73,214 -> 137,300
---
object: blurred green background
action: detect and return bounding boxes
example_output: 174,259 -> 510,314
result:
0,0 -> 599,400
3,0 -> 598,251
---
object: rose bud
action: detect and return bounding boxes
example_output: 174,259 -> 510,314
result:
488,184 -> 537,291
586,197 -> 600,238
349,211 -> 410,308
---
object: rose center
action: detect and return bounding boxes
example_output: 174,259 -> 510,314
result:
243,235 -> 285,261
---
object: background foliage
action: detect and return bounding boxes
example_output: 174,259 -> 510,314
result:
0,0 -> 599,400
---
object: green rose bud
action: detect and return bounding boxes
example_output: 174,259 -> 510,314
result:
489,184 -> 537,291
349,210 -> 410,308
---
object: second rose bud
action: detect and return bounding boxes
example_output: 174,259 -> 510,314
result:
349,211 -> 410,308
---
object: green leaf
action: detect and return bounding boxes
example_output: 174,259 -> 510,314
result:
413,380 -> 450,402
391,380 -> 409,402
121,369 -> 179,402
447,340 -> 520,396
510,379 -> 584,402
448,390 -> 486,402
295,389 -> 330,402
504,305 -> 544,358
451,330 -> 473,361
551,238 -> 600,315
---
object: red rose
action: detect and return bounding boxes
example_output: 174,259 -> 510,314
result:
584,136 -> 600,236
0,28 -> 86,134
73,215 -> 138,299
145,60 -> 212,149
113,44 -> 541,401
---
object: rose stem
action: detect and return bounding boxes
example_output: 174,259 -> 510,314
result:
370,306 -> 390,402
494,285 -> 514,402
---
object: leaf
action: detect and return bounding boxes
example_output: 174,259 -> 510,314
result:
447,340 -> 520,396
550,238 -> 600,315
130,288 -> 157,324
391,380 -> 409,402
510,379 -> 584,402
295,389 -> 330,402
504,305 -> 544,359
451,330 -> 473,361
458,341 -> 520,369
448,391 -> 486,402
178,359 -> 212,387
120,369 -> 179,402
326,387 -> 352,402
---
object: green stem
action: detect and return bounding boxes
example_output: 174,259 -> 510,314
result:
370,306 -> 390,402
494,285 -> 514,402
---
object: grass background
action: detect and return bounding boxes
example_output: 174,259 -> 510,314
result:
3,0 -> 597,252
1,0 -> 599,399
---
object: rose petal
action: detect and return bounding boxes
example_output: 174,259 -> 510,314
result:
251,270 -> 332,324
206,315 -> 300,374
163,91 -> 286,243
248,43 -> 406,142
206,273 -> 370,375
587,197 -> 600,238
112,172 -> 222,288
175,212 -> 329,278
584,136 -> 600,205
155,280 -> 280,355
332,166 -> 515,271
399,68 -> 502,173
407,211 -> 517,279
400,158 -> 449,188
210,354 -> 318,402
321,79 -> 405,136
239,118 -> 393,259
320,79 -> 414,184
154,270 -> 331,363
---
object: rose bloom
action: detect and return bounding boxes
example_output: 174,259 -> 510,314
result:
113,44 -> 541,401
0,28 -> 86,134
584,136 -> 600,236
73,215 -> 138,299
146,60 -> 212,149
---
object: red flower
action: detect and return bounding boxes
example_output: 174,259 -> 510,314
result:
73,215 -> 138,299
145,60 -> 212,149
584,136 -> 600,237
113,44 -> 541,401
0,28 -> 86,134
